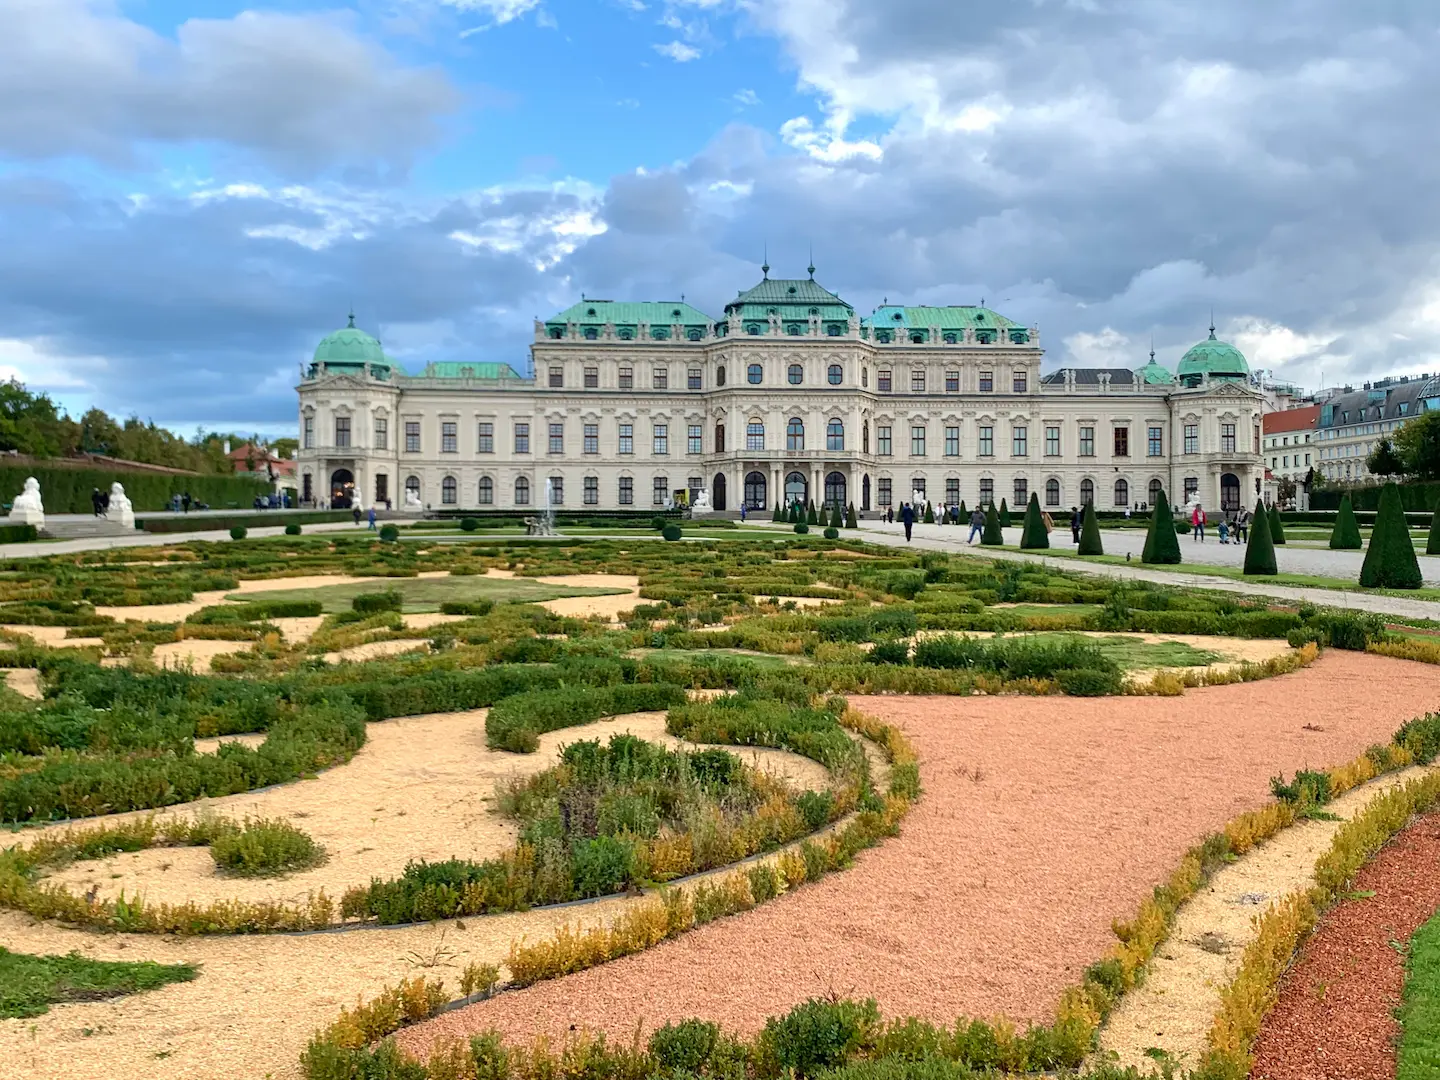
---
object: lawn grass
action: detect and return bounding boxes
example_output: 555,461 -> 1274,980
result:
0,947 -> 198,1019
1017,632 -> 1223,670
1398,905 -> 1440,1079
225,575 -> 627,614
993,603 -> 1103,619
626,647 -> 809,667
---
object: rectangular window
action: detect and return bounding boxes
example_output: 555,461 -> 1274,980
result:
1305,453 -> 1310,465
548,422 -> 564,454
1079,426 -> 1094,456
1012,426 -> 1027,456
548,366 -> 563,388
652,423 -> 669,455
980,478 -> 994,505
652,367 -> 668,390
375,474 -> 388,503
946,478 -> 960,504
945,370 -> 959,392
653,476 -> 668,505
478,478 -> 493,505
911,369 -> 925,393
688,424 -> 702,454
514,423 -> 530,454
878,479 -> 892,507
1045,425 -> 1060,456
1014,479 -> 1028,506
1113,427 -> 1128,457
945,426 -> 960,457
746,422 -> 764,451
549,476 -> 564,504
619,477 -> 634,505
1148,426 -> 1163,456
912,478 -> 926,499
477,422 -> 494,454
583,423 -> 598,454
405,421 -> 420,453
878,370 -> 892,392
688,368 -> 702,390
373,417 -> 388,450
619,367 -> 633,390
1184,476 -> 1199,503
334,417 -> 351,448
978,426 -> 993,457
618,423 -> 633,455
1221,423 -> 1236,454
1013,371 -> 1027,393
303,416 -> 314,449
1283,455 -> 1289,468
979,371 -> 993,392
911,425 -> 926,457
877,426 -> 892,456
441,421 -> 457,453
1184,424 -> 1199,454
584,367 -> 598,388
584,477 -> 598,504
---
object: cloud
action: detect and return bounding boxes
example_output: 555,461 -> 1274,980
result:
733,88 -> 760,106
0,0 -> 460,176
654,40 -> 702,62
440,0 -> 543,24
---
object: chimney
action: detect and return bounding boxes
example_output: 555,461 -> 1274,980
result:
223,439 -> 230,455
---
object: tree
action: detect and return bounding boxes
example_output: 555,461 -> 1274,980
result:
923,501 -> 935,524
846,503 -> 858,529
1395,411 -> 1440,480
1427,502 -> 1440,557
1329,493 -> 1363,550
957,500 -> 967,520
773,500 -> 783,523
806,499 -> 818,525
1141,488 -> 1182,564
998,498 -> 1011,527
271,437 -> 299,460
1019,493 -> 1049,549
1360,481 -> 1422,589
1077,501 -> 1104,555
1367,437 -> 1407,478
788,501 -> 799,524
981,501 -> 1004,545
1243,498 -> 1277,576
1267,503 -> 1286,545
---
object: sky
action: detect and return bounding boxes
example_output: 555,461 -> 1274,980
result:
4,0 -> 1440,438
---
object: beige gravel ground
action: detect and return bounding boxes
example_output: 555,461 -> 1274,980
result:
269,615 -> 326,642
2,668 -> 41,699
0,626 -> 105,648
322,638 -> 432,663
532,574 -> 641,619
402,650 -> 1438,1051
150,639 -> 255,670
92,575 -> 382,624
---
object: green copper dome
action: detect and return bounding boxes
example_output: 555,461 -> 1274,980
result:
313,313 -> 387,368
1135,348 -> 1174,385
1177,328 -> 1249,386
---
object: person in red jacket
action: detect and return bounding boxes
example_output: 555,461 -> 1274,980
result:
1191,502 -> 1206,542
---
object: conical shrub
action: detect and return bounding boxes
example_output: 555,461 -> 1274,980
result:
1019,492 -> 1049,549
1426,502 -> 1440,556
958,500 -> 967,521
1141,488 -> 1182,564
981,502 -> 1003,545
999,499 -> 1011,527
1361,482 -> 1422,588
818,504 -> 830,528
923,502 -> 935,524
1243,498 -> 1277,576
807,500 -> 818,525
1329,493 -> 1362,549
1077,501 -> 1104,555
788,502 -> 799,524
846,503 -> 857,529
1267,503 -> 1286,545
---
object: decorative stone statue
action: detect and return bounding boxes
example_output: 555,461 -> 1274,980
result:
691,489 -> 711,512
8,477 -> 43,527
403,487 -> 422,509
108,482 -> 135,528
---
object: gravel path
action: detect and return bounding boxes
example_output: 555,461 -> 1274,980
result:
399,650 -> 1438,1055
1250,810 -> 1440,1080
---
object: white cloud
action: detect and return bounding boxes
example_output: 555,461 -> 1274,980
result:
440,0 -> 543,24
654,40 -> 701,62
733,88 -> 760,106
779,115 -> 881,162
0,337 -> 104,392
1063,328 -> 1135,368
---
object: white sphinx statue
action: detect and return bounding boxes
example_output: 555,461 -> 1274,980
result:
108,482 -> 135,528
403,487 -> 422,510
8,476 -> 43,527
690,489 -> 711,512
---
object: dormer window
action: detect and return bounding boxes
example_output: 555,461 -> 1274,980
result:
671,308 -> 682,318
910,332 -> 925,344
617,327 -> 635,340
583,327 -> 598,340
686,328 -> 702,341
786,323 -> 803,335
548,327 -> 564,339
651,327 -> 670,340
586,307 -> 597,317
976,330 -> 996,344
787,286 -> 797,295
974,312 -> 985,322
745,323 -> 762,335
826,323 -> 842,336
767,307 -> 778,315
943,332 -> 957,344
876,329 -> 893,343
809,307 -> 819,315
892,312 -> 903,321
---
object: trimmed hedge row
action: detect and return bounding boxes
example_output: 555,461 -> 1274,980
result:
0,524 -> 37,543
135,511 -> 354,534
485,682 -> 690,752
0,465 -> 269,515
1311,480 -> 1440,512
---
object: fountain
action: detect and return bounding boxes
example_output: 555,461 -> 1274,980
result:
525,476 -> 558,536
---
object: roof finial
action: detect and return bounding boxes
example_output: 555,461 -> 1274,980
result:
1209,308 -> 1216,339
347,300 -> 355,328
1150,337 -> 1156,363
808,244 -> 815,278
762,244 -> 769,279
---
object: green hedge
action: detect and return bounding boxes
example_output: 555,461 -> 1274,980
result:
1312,480 -> 1440,512
0,524 -> 37,543
0,465 -> 268,515
486,683 -> 689,752
136,511 -> 353,534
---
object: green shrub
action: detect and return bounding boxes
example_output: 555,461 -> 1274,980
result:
1267,503 -> 1286,545
650,1020 -> 722,1073
1428,503 -> 1440,556
808,501 -> 819,525
210,817 -> 326,877
662,524 -> 682,541
998,499 -> 1011,527
1330,493 -> 1363,549
651,516 -> 666,531
1361,482 -> 1423,589
1174,519 -> 1190,534
284,523 -> 302,536
0,524 -> 38,543
438,599 -> 495,617
773,501 -> 784,523
762,997 -> 881,1077
846,503 -> 858,528
824,526 -> 840,540
1243,498 -> 1277,576
352,591 -> 403,615
795,522 -> 810,535
922,502 -> 934,524
1270,768 -> 1333,806
1019,493 -> 1049,550
229,526 -> 248,541
867,640 -> 910,665
378,524 -> 399,542
1077,502 -> 1103,555
460,518 -> 480,532
980,502 -> 1003,545
1142,489 -> 1182,564
485,683 -> 689,752
1055,667 -> 1123,697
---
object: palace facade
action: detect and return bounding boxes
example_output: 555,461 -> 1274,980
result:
295,268 -> 1265,516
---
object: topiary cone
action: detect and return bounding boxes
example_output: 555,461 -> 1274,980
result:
1243,498 -> 1277,575
1019,492 -> 1049,549
1361,481 -> 1422,588
958,500 -> 967,521
1141,488 -> 1182,564
846,502 -> 858,529
1329,493 -> 1362,550
1077,501 -> 1103,555
981,502 -> 1004,545
923,501 -> 935,524
999,498 -> 1011,527
1427,502 -> 1440,556
1267,503 -> 1286,545
773,500 -> 784,523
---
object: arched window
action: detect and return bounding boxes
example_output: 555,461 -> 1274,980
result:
827,419 -> 844,451
515,477 -> 531,505
478,476 -> 494,505
785,471 -> 807,504
1045,478 -> 1060,506
787,417 -> 805,451
441,475 -> 457,505
746,420 -> 765,451
744,471 -> 767,509
716,366 -> 726,386
828,364 -> 842,385
1113,479 -> 1129,507
824,471 -> 846,511
405,476 -> 420,500
714,423 -> 725,452
788,364 -> 803,385
747,363 -> 763,384
1148,478 -> 1163,506
1080,478 -> 1094,505
862,421 -> 870,453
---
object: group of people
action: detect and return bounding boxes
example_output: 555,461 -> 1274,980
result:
1186,503 -> 1252,544
167,492 -> 205,513
89,487 -> 111,517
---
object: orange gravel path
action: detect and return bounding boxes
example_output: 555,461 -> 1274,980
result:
399,650 -> 1440,1056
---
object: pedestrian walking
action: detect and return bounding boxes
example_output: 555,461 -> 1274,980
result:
1191,503 -> 1206,542
353,505 -> 362,526
90,488 -> 103,517
1070,506 -> 1081,544
968,506 -> 985,544
182,491 -> 192,513
367,507 -> 377,531
900,502 -> 915,542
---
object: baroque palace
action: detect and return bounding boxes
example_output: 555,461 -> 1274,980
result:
296,266 -> 1264,516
